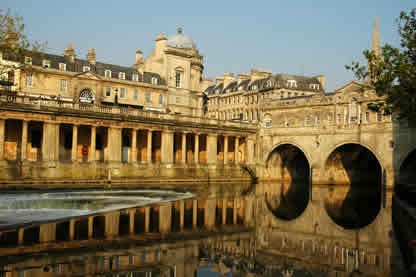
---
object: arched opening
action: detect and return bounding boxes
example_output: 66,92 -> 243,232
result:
396,149 -> 416,203
264,144 -> 310,220
79,88 -> 95,104
324,144 -> 382,229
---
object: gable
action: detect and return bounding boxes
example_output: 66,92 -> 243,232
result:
74,71 -> 102,81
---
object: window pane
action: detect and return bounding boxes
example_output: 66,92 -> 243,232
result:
106,86 -> 111,97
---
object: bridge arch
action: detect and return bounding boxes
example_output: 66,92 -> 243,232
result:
264,143 -> 310,220
323,143 -> 382,229
398,148 -> 416,184
265,141 -> 312,166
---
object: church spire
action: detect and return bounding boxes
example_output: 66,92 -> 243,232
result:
372,16 -> 380,57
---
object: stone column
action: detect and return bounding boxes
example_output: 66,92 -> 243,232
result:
88,216 -> 93,238
233,199 -> 238,224
147,130 -> 152,163
144,207 -> 150,232
89,126 -> 96,162
69,219 -> 75,240
207,134 -> 218,165
205,199 -> 216,230
180,200 -> 185,230
161,130 -> 174,164
194,134 -> 199,164
0,119 -> 4,160
105,211 -> 120,237
71,125 -> 78,161
247,137 -> 254,164
129,209 -> 136,234
224,136 -> 228,164
21,120 -> 28,161
107,127 -> 122,162
234,136 -> 239,164
159,202 -> 172,234
42,122 -> 58,161
181,133 -> 187,163
39,223 -> 56,242
55,123 -> 60,161
192,199 -> 198,228
131,129 -> 137,163
222,199 -> 227,225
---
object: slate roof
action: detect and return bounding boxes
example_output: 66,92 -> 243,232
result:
3,50 -> 166,86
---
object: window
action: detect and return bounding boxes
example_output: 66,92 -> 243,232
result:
309,83 -> 320,90
119,72 -> 125,80
159,93 -> 163,104
105,70 -> 111,78
365,111 -> 370,123
25,74 -> 33,88
134,89 -> 139,100
284,119 -> 289,127
238,86 -> 243,91
377,111 -> 383,122
175,72 -> 181,88
266,80 -> 272,87
146,92 -> 152,102
151,77 -> 158,85
120,87 -> 126,98
42,60 -> 50,68
83,66 -> 90,72
132,73 -> 139,81
106,86 -> 111,97
59,63 -> 66,71
24,56 -> 32,65
251,85 -> 257,90
60,79 -> 67,92
287,79 -> 297,88
315,115 -> 320,126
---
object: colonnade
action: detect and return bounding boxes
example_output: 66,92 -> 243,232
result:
0,198 -> 247,248
0,118 -> 254,165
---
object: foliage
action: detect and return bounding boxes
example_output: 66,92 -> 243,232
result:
346,9 -> 416,122
0,9 -> 45,81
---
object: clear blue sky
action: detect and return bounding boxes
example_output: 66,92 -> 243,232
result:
3,0 -> 414,91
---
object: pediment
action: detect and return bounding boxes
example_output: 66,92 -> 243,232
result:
335,80 -> 363,94
74,71 -> 102,81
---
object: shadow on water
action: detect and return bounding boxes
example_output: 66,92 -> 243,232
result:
324,144 -> 381,229
265,144 -> 310,220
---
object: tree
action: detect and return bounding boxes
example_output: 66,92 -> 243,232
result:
346,9 -> 416,122
0,9 -> 44,83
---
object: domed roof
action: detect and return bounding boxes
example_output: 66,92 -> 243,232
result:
167,27 -> 196,49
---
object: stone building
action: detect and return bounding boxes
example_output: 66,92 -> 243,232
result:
204,68 -> 325,122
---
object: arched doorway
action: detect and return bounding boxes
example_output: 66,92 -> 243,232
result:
324,143 -> 382,229
264,144 -> 310,220
79,88 -> 95,104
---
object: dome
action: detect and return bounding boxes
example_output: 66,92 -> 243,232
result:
167,27 -> 196,49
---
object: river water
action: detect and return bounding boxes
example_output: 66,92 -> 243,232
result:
0,189 -> 388,276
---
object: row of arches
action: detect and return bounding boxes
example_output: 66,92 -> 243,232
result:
265,143 -> 416,229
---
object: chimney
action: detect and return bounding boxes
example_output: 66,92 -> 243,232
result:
155,33 -> 167,56
215,76 -> 224,86
251,68 -> 272,81
86,48 -> 96,65
237,72 -> 251,84
64,45 -> 76,63
200,77 -> 213,92
135,50 -> 143,64
315,75 -> 325,90
223,73 -> 235,89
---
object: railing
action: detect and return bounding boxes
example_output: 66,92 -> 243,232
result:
0,91 -> 257,131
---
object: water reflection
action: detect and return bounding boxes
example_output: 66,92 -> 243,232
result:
264,182 -> 309,220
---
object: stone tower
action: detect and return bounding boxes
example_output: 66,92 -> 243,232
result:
372,16 -> 381,57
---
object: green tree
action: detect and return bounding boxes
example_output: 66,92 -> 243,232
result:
0,9 -> 44,82
346,9 -> 416,122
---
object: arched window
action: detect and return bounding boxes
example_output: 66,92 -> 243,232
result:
79,88 -> 94,104
349,97 -> 358,123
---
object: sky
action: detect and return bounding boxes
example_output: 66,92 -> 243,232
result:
3,0 -> 414,92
